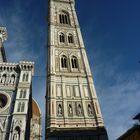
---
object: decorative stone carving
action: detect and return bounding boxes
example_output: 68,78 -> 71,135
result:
10,75 -> 15,84
58,104 -> 62,115
77,104 -> 82,115
88,104 -> 93,115
68,104 -> 73,115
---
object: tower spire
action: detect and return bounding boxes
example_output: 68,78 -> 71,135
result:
0,27 -> 7,62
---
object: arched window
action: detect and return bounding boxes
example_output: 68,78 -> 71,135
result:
17,102 -> 21,112
20,90 -> 26,98
22,73 -> 28,82
19,90 -> 23,98
59,11 -> 70,25
21,102 -> 25,112
23,90 -> 26,98
71,56 -> 78,69
26,74 -> 28,82
61,55 -> 67,68
68,34 -> 74,44
59,33 -> 65,43
22,73 -> 26,81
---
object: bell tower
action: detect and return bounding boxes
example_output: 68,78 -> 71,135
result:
46,0 -> 108,139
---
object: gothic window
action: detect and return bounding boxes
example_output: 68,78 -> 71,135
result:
71,56 -> 78,69
19,90 -> 26,98
23,90 -> 26,98
68,34 -> 74,44
22,73 -> 26,81
17,102 -> 21,112
59,33 -> 65,43
26,74 -> 28,82
17,102 -> 25,112
59,11 -> 70,25
61,55 -> 67,68
22,73 -> 28,82
19,90 -> 23,98
21,102 -> 25,112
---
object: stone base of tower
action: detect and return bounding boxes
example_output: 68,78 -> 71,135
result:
46,127 -> 108,140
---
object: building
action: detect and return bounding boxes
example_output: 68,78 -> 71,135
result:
117,113 -> 140,140
46,0 -> 108,139
0,27 -> 41,140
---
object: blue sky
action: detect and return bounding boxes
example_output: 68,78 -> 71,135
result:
0,0 -> 140,139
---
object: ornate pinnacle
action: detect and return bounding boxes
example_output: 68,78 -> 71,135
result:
0,27 -> 7,42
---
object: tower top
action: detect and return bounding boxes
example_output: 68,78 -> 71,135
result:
0,27 -> 7,42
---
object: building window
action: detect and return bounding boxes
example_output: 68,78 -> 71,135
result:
68,34 -> 74,44
59,12 -> 70,25
26,74 -> 28,81
61,55 -> 67,68
19,90 -> 26,98
17,102 -> 25,112
22,74 -> 26,81
21,102 -> 25,112
59,33 -> 65,43
23,90 -> 26,98
17,102 -> 21,112
71,56 -> 78,69
19,90 -> 23,98
22,73 -> 29,82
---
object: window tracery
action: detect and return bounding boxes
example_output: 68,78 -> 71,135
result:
59,11 -> 70,25
61,55 -> 67,68
19,90 -> 26,98
71,56 -> 78,69
59,32 -> 65,43
22,73 -> 29,82
17,102 -> 25,112
68,34 -> 74,44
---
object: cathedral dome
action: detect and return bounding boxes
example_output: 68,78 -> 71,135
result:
32,98 -> 41,117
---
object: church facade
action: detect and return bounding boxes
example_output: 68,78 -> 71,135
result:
0,27 -> 41,140
46,0 -> 108,139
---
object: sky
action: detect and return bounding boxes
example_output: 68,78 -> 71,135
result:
0,0 -> 140,139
